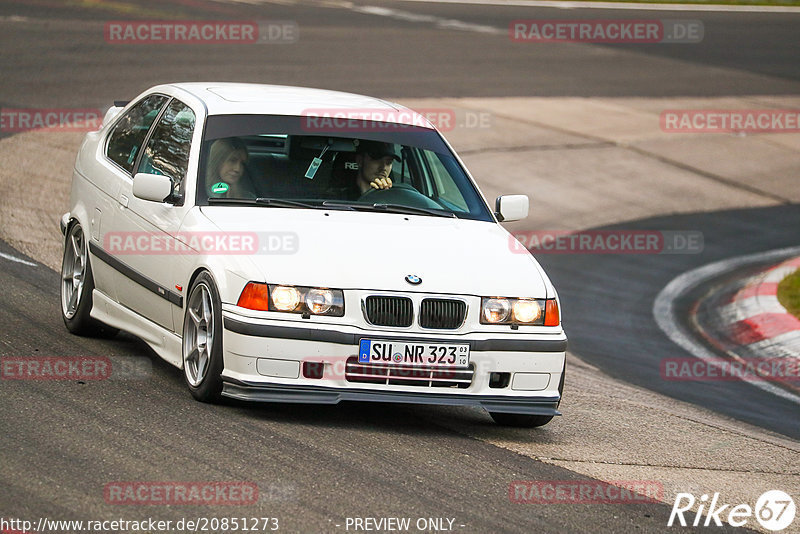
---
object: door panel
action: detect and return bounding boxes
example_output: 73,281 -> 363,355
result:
113,99 -> 196,332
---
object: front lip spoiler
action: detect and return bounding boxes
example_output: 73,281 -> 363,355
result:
221,379 -> 561,416
223,317 -> 568,353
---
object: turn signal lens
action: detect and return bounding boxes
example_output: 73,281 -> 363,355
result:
513,299 -> 542,323
306,288 -> 334,315
483,298 -> 511,323
271,286 -> 301,312
544,299 -> 560,326
237,282 -> 270,311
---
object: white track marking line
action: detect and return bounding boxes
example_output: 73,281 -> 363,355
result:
392,0 -> 800,13
352,5 -> 503,32
0,251 -> 37,267
653,246 -> 800,406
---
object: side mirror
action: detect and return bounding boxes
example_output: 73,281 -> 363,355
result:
133,173 -> 172,203
495,195 -> 529,222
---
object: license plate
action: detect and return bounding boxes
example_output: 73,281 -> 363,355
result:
358,339 -> 470,367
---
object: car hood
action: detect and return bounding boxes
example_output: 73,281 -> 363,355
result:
199,207 -> 548,297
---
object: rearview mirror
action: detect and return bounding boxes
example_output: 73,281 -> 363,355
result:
132,173 -> 172,203
495,195 -> 529,222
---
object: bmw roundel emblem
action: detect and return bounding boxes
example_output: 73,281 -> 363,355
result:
405,274 -> 422,285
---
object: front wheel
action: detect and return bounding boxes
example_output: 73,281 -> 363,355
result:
60,222 -> 117,337
489,412 -> 554,428
182,272 -> 224,403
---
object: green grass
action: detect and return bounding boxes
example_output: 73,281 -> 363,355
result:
575,0 -> 800,5
777,269 -> 800,320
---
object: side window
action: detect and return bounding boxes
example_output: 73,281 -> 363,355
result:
426,152 -> 469,210
106,94 -> 169,173
137,100 -> 196,195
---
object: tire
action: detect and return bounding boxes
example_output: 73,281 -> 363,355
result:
182,272 -> 224,403
489,412 -> 554,428
60,222 -> 118,337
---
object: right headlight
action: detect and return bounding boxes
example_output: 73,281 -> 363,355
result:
480,297 -> 559,326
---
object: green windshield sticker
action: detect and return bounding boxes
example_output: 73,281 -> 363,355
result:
211,182 -> 229,194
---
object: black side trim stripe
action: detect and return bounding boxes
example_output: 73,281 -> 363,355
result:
89,242 -> 183,307
223,317 -> 567,353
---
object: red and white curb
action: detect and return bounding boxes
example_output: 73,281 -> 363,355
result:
654,247 -> 800,405
716,257 -> 800,360
690,256 -> 800,392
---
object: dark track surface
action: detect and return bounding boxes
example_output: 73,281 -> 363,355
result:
536,204 -> 800,440
1,0 -> 799,107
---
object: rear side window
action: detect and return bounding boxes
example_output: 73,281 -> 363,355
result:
137,100 -> 196,195
106,94 -> 169,173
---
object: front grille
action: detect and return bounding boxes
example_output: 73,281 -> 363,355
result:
345,357 -> 474,388
419,299 -> 466,329
364,296 -> 413,327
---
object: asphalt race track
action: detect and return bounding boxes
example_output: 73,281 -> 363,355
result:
0,0 -> 798,532
540,204 -> 800,440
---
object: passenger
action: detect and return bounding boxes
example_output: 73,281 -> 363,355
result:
206,137 -> 256,198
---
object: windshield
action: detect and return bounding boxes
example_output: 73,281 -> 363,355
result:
197,115 -> 493,221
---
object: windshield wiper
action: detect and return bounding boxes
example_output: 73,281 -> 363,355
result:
208,197 -> 454,218
368,203 -> 456,218
207,197 -> 317,209
207,198 -> 259,206
321,201 -> 358,211
255,197 -> 318,209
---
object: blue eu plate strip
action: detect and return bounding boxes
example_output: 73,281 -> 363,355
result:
358,339 -> 371,363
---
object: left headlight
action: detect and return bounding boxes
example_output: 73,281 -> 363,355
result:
237,282 -> 344,317
480,297 -> 559,326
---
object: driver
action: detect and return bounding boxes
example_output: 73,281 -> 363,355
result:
354,140 -> 399,195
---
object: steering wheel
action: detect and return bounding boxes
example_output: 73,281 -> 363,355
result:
358,182 -> 444,210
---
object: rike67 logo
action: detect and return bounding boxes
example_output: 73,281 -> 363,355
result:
668,490 -> 795,531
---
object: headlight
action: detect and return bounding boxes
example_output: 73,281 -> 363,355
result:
237,283 -> 344,316
306,288 -> 334,315
481,297 -> 556,326
513,299 -> 541,323
482,298 -> 511,323
272,286 -> 301,312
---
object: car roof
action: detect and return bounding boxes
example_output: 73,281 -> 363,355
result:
166,82 -> 435,129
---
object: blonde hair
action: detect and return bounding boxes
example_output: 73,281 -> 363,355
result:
206,137 -> 248,186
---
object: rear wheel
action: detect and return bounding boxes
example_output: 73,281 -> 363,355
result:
182,272 -> 224,403
489,412 -> 554,427
60,222 -> 117,337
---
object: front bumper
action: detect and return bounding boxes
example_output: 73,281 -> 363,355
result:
221,309 -> 567,415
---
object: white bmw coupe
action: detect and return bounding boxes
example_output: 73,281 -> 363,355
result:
61,83 -> 566,426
